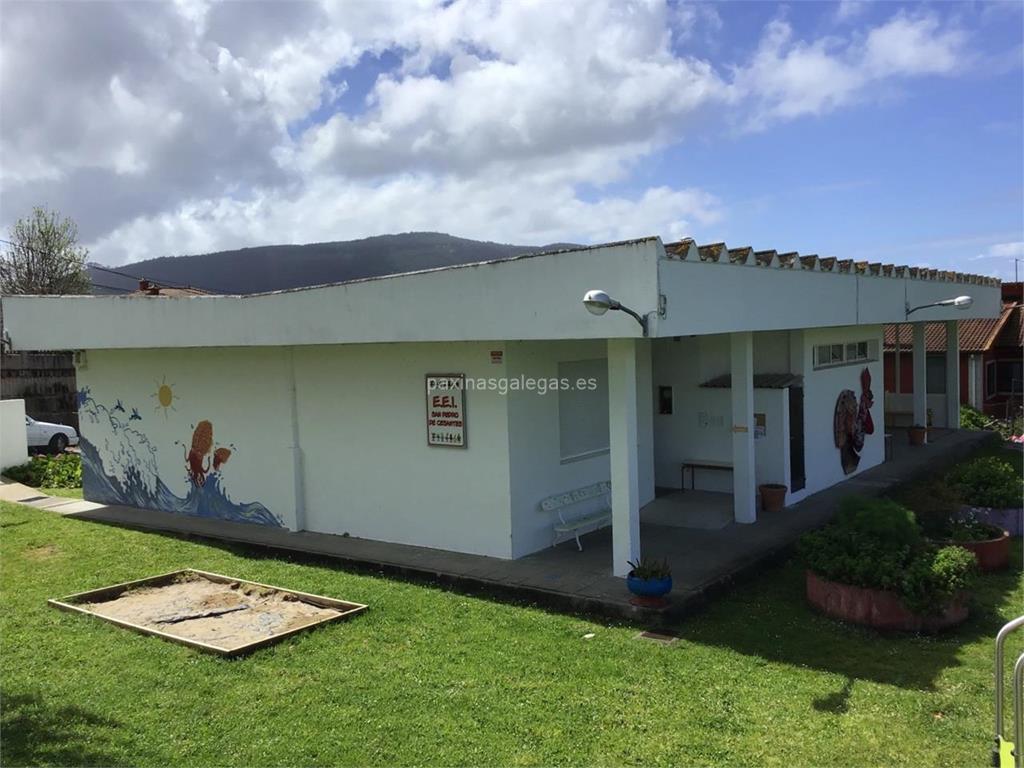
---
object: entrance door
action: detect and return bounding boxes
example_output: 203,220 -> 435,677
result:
788,386 -> 806,492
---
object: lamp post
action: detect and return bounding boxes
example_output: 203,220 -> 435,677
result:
582,290 -> 649,336
905,295 -> 973,319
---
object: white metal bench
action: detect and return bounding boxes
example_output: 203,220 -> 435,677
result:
540,480 -> 612,551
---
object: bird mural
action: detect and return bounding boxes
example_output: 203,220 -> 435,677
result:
833,367 -> 875,474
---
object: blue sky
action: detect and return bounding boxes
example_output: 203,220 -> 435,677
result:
1,0 -> 1021,277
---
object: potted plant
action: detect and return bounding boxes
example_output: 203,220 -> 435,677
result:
759,483 -> 787,513
626,556 -> 672,607
798,497 -> 977,632
908,424 -> 928,446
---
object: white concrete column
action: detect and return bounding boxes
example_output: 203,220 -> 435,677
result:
608,338 -> 641,577
893,324 -> 902,394
912,322 -> 928,438
635,340 -> 656,506
730,332 -> 757,524
945,320 -> 960,428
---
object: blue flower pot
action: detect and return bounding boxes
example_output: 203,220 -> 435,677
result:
626,574 -> 673,598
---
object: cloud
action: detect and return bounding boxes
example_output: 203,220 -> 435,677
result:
732,12 -> 968,129
967,241 -> 1024,281
0,1 -> 983,265
88,171 -> 723,263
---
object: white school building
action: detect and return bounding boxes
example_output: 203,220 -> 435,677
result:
1,237 -> 1002,576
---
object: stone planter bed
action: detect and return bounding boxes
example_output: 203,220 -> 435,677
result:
805,570 -> 969,633
932,527 -> 1011,572
962,505 -> 1023,538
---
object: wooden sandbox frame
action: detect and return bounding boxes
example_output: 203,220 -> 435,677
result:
48,569 -> 368,657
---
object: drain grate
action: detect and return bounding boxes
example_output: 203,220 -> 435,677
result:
635,630 -> 679,645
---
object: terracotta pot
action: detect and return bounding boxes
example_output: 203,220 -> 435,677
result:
759,483 -> 787,513
805,570 -> 968,633
935,529 -> 1011,572
908,426 -> 928,446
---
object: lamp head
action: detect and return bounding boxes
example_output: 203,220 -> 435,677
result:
583,289 -> 618,316
952,295 -> 973,309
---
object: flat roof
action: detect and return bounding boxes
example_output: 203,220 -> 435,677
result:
1,236 -> 1004,351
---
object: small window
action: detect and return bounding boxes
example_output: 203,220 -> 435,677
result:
986,360 -> 997,399
813,338 -> 877,370
658,386 -> 673,415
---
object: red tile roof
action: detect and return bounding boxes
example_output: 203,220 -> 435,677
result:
883,303 -> 1022,353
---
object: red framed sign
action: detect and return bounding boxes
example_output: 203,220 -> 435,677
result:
425,373 -> 467,448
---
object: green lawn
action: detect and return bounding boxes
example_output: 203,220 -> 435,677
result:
1,501 -> 1021,768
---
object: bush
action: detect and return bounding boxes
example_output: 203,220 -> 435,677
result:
959,404 -> 990,431
949,457 -> 1022,508
3,453 -> 82,489
893,479 -> 964,539
900,546 -> 977,615
799,496 -> 977,615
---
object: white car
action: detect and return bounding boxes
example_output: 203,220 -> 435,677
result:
25,415 -> 79,454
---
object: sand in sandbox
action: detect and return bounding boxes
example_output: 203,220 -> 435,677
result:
80,575 -> 343,649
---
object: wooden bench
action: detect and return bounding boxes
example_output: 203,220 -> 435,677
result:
540,481 -> 612,551
680,459 -> 732,491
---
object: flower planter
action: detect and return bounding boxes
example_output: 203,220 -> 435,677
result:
908,426 -> 928,446
934,529 -> 1011,572
962,505 -> 1023,538
627,574 -> 672,598
759,483 -> 787,513
805,570 -> 968,633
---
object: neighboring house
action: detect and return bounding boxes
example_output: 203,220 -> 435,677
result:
0,238 -> 1002,576
883,282 -> 1023,425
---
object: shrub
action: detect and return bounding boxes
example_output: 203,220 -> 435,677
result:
627,557 -> 671,580
3,453 -> 82,489
799,496 -> 977,615
900,546 -> 977,615
959,404 -> 990,431
949,457 -> 1022,508
893,479 -> 964,539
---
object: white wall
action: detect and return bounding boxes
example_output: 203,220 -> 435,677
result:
0,399 -> 28,471
795,325 -> 885,499
655,259 -> 1002,337
651,333 -> 792,494
77,348 -> 300,525
294,342 -> 514,558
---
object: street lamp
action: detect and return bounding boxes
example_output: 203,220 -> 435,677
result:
905,295 -> 973,318
582,290 -> 648,336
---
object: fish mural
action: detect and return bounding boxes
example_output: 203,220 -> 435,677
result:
833,367 -> 875,475
78,391 -> 283,527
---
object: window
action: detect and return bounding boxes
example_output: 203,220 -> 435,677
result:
926,354 -> 946,394
558,359 -> 609,462
813,339 -> 878,369
658,386 -> 673,415
989,359 -> 1024,396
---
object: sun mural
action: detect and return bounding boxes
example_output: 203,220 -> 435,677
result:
151,376 -> 179,418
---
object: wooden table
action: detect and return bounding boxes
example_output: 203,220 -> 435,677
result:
680,459 -> 733,491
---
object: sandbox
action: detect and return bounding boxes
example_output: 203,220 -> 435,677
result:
49,569 -> 367,656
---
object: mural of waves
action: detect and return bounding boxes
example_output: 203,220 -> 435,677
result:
79,394 -> 283,528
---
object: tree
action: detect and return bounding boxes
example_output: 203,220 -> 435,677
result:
1,206 -> 91,295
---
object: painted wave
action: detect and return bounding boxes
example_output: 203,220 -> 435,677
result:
79,394 -> 283,528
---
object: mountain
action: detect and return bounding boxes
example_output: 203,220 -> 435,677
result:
87,232 -> 577,295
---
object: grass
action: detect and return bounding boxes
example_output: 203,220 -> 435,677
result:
1,501 -> 1021,767
39,487 -> 83,499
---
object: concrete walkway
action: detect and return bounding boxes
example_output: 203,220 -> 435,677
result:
2,428 -> 994,625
